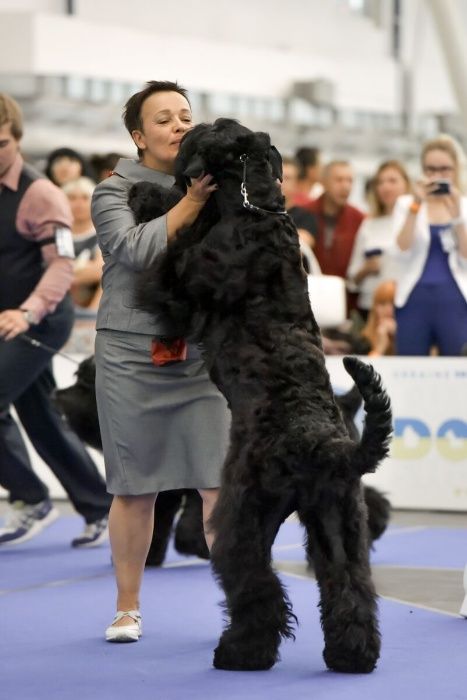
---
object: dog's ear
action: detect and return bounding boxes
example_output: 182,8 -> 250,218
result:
269,145 -> 283,182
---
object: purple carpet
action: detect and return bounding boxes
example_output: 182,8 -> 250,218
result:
0,552 -> 465,700
1,516 -> 466,595
272,520 -> 467,569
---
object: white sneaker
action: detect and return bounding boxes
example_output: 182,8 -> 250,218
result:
0,500 -> 59,546
71,516 -> 109,548
105,610 -> 142,643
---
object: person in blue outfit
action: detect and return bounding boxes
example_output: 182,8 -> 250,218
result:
391,135 -> 467,355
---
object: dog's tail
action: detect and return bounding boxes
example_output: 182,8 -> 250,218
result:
342,356 -> 392,476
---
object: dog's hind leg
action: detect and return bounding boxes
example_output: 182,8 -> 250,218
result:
210,484 -> 296,671
145,490 -> 183,567
174,490 -> 209,560
298,479 -> 380,673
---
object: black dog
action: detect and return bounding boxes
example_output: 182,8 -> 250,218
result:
54,356 -> 209,566
54,357 -> 390,569
131,118 -> 392,673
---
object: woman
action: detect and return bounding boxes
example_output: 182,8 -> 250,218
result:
392,135 -> 467,355
347,160 -> 411,319
45,147 -> 89,187
62,176 -> 103,310
91,81 -> 230,642
360,280 -> 396,357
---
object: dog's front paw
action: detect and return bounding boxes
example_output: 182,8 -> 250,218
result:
213,632 -> 277,671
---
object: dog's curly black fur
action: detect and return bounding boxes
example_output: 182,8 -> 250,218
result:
53,358 -> 390,570
130,118 -> 392,673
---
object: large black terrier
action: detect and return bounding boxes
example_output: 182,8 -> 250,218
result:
54,357 -> 209,565
131,118 -> 392,673
54,358 -> 390,568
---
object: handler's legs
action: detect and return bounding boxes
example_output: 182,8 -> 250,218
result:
109,493 -> 157,626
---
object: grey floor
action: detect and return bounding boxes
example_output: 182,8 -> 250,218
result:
1,500 -> 465,616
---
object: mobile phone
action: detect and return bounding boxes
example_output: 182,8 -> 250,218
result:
430,179 -> 451,196
364,248 -> 383,258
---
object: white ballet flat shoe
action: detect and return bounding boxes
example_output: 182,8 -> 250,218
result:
105,610 -> 142,643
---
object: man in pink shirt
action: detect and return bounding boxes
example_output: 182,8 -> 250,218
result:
0,93 -> 110,547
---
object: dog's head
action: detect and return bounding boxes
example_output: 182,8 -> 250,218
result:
174,119 -> 284,210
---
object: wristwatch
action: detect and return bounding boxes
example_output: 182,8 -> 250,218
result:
20,308 -> 38,325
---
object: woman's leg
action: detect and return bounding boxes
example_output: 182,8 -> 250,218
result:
109,493 -> 157,625
433,285 -> 467,356
198,488 -> 219,551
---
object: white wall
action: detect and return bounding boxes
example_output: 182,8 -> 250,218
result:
0,9 -> 397,112
0,0 -> 461,116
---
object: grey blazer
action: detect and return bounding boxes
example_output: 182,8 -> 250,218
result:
91,158 -> 175,335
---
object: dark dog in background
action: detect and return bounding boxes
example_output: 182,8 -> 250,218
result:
54,358 -> 389,566
54,356 -> 208,566
130,119 -> 393,673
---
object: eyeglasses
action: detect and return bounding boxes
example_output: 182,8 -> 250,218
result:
423,165 -> 454,175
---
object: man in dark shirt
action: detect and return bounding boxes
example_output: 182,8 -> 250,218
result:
0,93 -> 111,547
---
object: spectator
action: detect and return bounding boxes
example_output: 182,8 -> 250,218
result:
360,280 -> 396,357
90,152 -> 124,183
281,157 -> 320,273
392,135 -> 467,356
294,146 -> 323,205
307,161 -> 365,297
45,147 -> 90,187
0,93 -> 111,547
63,177 -> 103,310
347,160 -> 411,320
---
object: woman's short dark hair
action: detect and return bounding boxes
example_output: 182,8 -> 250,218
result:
123,81 -> 190,158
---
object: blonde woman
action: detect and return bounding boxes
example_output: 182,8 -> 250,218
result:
347,160 -> 411,319
392,136 -> 467,355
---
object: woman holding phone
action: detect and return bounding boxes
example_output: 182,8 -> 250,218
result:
347,160 -> 411,320
391,135 -> 467,355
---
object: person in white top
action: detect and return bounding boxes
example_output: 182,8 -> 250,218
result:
347,160 -> 411,319
391,135 -> 467,356
62,176 -> 103,310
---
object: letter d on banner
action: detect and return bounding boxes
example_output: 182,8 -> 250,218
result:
392,418 -> 431,459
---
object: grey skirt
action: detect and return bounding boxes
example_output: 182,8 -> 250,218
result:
95,330 -> 230,495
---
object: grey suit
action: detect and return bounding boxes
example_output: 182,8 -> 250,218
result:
91,158 -> 230,495
91,158 -> 174,335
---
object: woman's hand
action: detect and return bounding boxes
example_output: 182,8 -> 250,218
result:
362,255 -> 381,276
167,174 -> 218,239
373,317 -> 396,354
186,174 -> 218,204
0,309 -> 30,341
440,185 -> 461,219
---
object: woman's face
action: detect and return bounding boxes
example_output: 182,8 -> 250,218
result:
67,190 -> 92,223
375,166 -> 408,213
132,91 -> 192,172
281,162 -> 299,202
422,148 -> 456,184
51,157 -> 82,186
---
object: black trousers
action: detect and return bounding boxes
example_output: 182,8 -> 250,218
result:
0,297 -> 111,523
